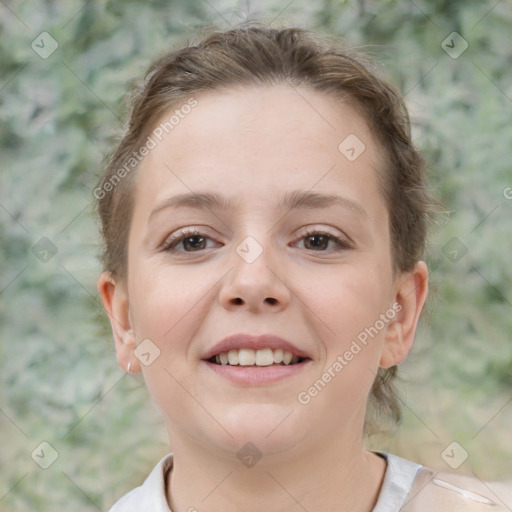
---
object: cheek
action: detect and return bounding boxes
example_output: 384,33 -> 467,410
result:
129,262 -> 208,340
298,270 -> 389,419
127,265 -> 209,423
307,264 -> 391,343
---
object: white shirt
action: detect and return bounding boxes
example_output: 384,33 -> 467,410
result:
108,452 -> 508,511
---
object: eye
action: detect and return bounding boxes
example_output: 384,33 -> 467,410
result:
161,226 -> 351,254
294,227 -> 352,252
161,228 -> 220,253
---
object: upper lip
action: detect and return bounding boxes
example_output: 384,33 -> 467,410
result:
201,333 -> 312,361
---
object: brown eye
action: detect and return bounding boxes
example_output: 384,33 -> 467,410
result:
179,235 -> 207,251
162,229 -> 217,252
304,233 -> 331,250
295,228 -> 351,252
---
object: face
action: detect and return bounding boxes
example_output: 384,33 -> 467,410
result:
99,84 -> 427,461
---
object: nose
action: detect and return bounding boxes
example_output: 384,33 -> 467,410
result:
218,236 -> 291,314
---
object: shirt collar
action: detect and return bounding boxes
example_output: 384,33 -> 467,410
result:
133,451 -> 421,512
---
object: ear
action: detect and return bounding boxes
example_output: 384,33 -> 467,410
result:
380,261 -> 429,368
97,271 -> 141,373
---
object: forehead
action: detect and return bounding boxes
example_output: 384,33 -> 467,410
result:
133,84 -> 386,215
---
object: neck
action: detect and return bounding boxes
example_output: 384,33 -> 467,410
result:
166,433 -> 386,512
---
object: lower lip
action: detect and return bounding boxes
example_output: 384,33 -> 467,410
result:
203,360 -> 312,385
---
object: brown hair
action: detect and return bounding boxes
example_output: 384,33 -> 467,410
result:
96,21 -> 436,434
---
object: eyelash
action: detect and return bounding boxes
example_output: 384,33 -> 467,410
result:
161,228 -> 213,253
161,227 -> 352,253
295,226 -> 352,252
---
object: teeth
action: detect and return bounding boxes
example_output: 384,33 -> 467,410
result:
238,348 -> 255,366
213,348 -> 301,366
255,348 -> 274,366
273,348 -> 283,363
227,349 -> 239,365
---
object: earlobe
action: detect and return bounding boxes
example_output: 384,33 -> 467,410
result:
97,271 -> 142,373
380,261 -> 429,369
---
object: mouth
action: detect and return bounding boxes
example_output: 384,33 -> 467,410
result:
201,333 -> 313,384
207,347 -> 309,367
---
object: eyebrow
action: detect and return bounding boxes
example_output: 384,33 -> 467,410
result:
149,190 -> 368,220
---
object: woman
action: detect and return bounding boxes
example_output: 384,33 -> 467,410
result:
96,22 -> 505,511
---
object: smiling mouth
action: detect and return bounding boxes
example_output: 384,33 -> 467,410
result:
207,348 -> 308,367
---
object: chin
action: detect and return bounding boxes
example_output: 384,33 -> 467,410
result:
208,402 -> 308,457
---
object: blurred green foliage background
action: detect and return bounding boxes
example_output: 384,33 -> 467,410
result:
1,0 -> 511,510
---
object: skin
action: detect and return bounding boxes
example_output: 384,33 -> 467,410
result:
98,84 -> 428,512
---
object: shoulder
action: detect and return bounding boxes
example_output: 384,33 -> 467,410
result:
107,453 -> 174,512
108,486 -> 144,512
403,465 -> 511,511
